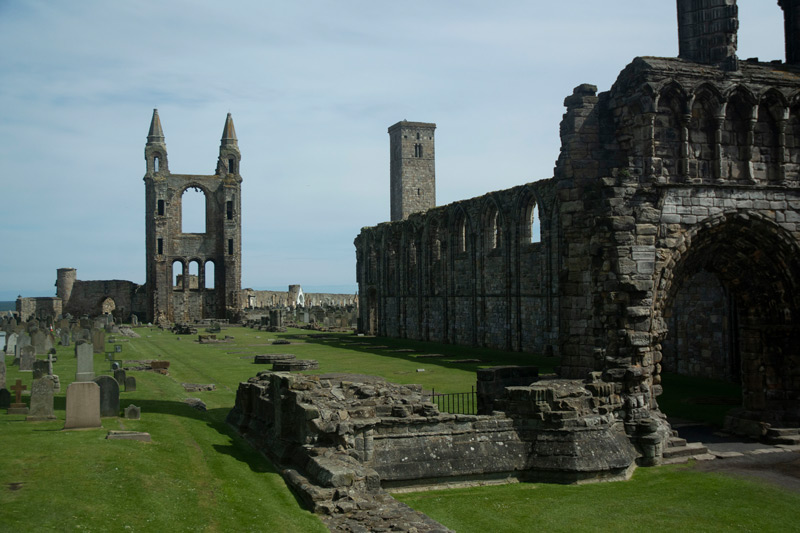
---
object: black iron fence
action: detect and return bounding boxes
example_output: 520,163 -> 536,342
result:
428,386 -> 477,415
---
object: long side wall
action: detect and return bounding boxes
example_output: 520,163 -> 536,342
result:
355,180 -> 559,355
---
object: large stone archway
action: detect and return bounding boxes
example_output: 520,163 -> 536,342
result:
654,213 -> 800,429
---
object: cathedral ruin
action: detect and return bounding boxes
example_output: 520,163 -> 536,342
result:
355,0 -> 800,433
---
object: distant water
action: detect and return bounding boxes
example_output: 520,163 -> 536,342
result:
0,301 -> 15,312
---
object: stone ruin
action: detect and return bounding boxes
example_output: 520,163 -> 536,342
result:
228,369 -> 674,529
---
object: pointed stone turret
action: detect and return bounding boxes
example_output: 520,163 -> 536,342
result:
217,113 -> 241,176
220,113 -> 238,148
147,109 -> 165,145
145,109 -> 168,175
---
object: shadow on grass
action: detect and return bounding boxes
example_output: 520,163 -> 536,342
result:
291,332 -> 559,375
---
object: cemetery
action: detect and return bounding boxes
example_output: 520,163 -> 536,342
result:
1,321 -> 799,531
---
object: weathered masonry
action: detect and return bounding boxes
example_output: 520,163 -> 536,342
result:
144,110 -> 243,324
356,0 -> 800,431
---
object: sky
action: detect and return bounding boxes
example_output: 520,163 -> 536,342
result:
0,0 -> 786,301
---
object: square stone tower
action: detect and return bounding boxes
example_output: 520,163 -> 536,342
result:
388,121 -> 436,221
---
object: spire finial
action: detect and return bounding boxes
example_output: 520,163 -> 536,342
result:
220,112 -> 238,148
147,108 -> 165,145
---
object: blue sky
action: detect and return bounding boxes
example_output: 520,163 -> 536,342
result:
0,1 -> 786,300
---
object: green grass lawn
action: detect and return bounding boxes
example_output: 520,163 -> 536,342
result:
1,325 -> 796,532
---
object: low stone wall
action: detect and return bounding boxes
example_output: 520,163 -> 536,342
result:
228,371 -> 656,526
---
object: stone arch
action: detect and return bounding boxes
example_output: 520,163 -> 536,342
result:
655,82 -> 688,180
481,197 -> 505,253
517,187 -> 542,245
655,213 -> 800,425
754,89 -> 788,182
177,183 -> 209,234
100,296 -> 116,316
188,259 -> 202,290
172,259 -> 185,291
722,86 -> 757,181
688,84 -> 723,180
422,215 -> 444,295
450,205 -> 472,254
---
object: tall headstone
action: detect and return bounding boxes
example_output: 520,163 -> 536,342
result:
17,332 -> 31,355
0,331 -> 6,353
64,382 -> 101,429
0,351 -> 5,389
75,342 -> 94,382
31,329 -> 47,355
91,329 -> 105,354
93,375 -> 120,417
60,330 -> 70,347
113,369 -> 126,386
124,376 -> 136,392
20,345 -> 35,372
47,353 -> 60,393
0,388 -> 9,408
5,332 -> 17,355
131,314 -> 139,327
27,376 -> 56,421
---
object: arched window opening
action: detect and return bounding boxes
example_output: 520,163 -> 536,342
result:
486,207 -> 501,251
172,261 -> 185,291
655,88 -> 685,179
101,297 -> 116,315
228,158 -> 236,173
456,214 -> 467,253
526,201 -> 541,244
181,186 -> 206,233
154,156 -> 160,172
188,260 -> 201,290
205,261 -> 215,289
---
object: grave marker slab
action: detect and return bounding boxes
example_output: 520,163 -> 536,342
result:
27,376 -> 56,421
94,375 -> 120,417
0,352 -> 5,389
64,382 -> 101,429
32,360 -> 48,379
113,369 -> 126,386
92,329 -> 105,354
124,376 -> 136,392
75,342 -> 94,382
124,404 -> 140,419
0,388 -> 9,408
59,330 -> 70,347
20,345 -> 35,372
5,332 -> 17,355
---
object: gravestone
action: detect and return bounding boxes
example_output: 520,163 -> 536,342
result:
131,315 -> 139,327
8,379 -> 28,415
115,344 -> 122,354
0,331 -> 5,353
0,388 -> 9,408
124,376 -> 136,392
0,352 -> 5,389
46,353 -> 60,392
32,360 -> 49,379
64,381 -> 101,429
17,332 -> 31,356
113,369 -> 126,386
20,345 -> 35,372
75,342 -> 94,382
27,376 -> 56,421
31,329 -> 46,354
91,329 -> 105,354
94,375 -> 120,417
5,332 -> 17,355
124,404 -> 141,419
60,329 -> 70,347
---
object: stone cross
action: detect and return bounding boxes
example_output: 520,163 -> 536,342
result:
10,379 -> 26,403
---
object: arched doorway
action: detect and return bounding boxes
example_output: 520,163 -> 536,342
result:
657,214 -> 800,427
101,297 -> 116,316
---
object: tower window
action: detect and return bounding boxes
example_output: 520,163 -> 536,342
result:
226,201 -> 233,220
228,239 -> 234,255
416,132 -> 420,140
157,199 -> 165,216
154,156 -> 160,172
228,158 -> 235,173
157,238 -> 163,255
414,144 -> 423,158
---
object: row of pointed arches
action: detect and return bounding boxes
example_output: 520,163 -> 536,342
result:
172,259 -> 215,291
645,80 -> 800,183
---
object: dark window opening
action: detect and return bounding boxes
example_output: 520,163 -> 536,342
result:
414,143 -> 423,158
416,132 -> 420,140
228,239 -> 234,255
157,238 -> 163,255
226,200 -> 233,220
228,158 -> 235,173
157,199 -> 165,216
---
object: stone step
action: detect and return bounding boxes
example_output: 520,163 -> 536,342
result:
765,427 -> 800,445
668,437 -> 687,448
663,441 -> 708,460
765,427 -> 799,437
